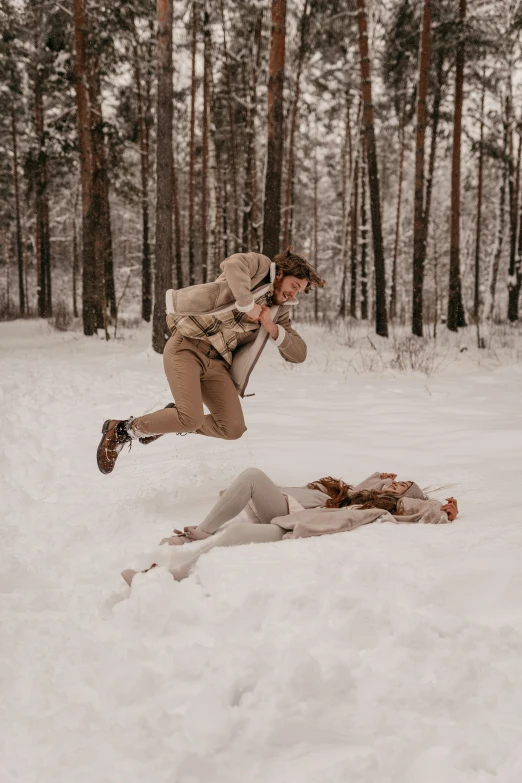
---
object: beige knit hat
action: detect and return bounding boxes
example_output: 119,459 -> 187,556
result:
403,482 -> 425,500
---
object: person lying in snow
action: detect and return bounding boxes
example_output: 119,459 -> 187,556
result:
121,469 -> 459,586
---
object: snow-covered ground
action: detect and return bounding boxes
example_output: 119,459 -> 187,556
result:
1,319 -> 522,783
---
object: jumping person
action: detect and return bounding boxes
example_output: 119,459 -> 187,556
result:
121,469 -> 459,585
97,249 -> 325,475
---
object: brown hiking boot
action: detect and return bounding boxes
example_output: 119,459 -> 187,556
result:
139,402 -> 176,445
97,418 -> 134,475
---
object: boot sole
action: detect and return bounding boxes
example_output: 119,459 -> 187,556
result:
97,419 -> 113,475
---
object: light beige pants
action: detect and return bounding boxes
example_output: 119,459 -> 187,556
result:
170,468 -> 288,580
169,522 -> 285,580
133,333 -> 247,440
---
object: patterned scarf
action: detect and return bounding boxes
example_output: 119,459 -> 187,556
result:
167,291 -> 273,365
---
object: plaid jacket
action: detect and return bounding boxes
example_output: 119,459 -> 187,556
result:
167,291 -> 272,365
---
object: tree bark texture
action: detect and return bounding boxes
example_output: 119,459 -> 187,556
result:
221,0 -> 240,252
262,0 -> 287,260
134,34 -> 152,322
474,76 -> 485,321
508,101 -> 522,321
356,0 -> 388,336
11,106 -> 25,316
390,117 -> 405,321
339,89 -> 352,318
447,0 -> 467,332
411,0 -> 431,337
34,41 -> 52,319
487,111 -> 508,321
188,0 -> 197,285
173,150 -> 183,289
73,0 -> 98,335
283,0 -> 311,248
350,153 -> 360,318
360,136 -> 368,320
152,0 -> 174,353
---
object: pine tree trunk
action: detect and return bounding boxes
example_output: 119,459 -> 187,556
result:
313,132 -> 319,321
508,104 -> 522,321
214,150 -> 224,265
356,0 -> 387,337
203,4 -> 216,279
486,112 -> 508,321
73,0 -> 101,335
474,76 -> 485,322
34,40 -> 52,319
173,151 -> 183,289
188,0 -> 197,285
514,148 -> 522,319
360,137 -> 368,320
134,35 -> 151,321
88,71 -> 110,333
249,11 -> 263,251
422,53 -> 443,265
72,214 -> 79,318
350,154 -> 360,318
411,0 -> 432,337
11,106 -> 25,316
282,0 -> 311,248
262,0 -> 287,260
201,4 -> 210,281
447,0 -> 467,332
91,75 -> 116,324
242,58 -> 254,252
242,14 -> 263,252
390,117 -> 405,321
100,144 -> 116,320
221,0 -> 240,251
152,0 -> 173,353
222,162 -> 229,258
339,90 -> 352,318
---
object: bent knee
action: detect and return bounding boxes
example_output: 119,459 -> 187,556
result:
239,467 -> 266,481
220,421 -> 247,441
176,409 -> 204,432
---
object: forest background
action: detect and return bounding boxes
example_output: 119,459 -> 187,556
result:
1,0 -> 521,350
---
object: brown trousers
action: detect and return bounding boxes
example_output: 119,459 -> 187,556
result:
133,333 -> 247,440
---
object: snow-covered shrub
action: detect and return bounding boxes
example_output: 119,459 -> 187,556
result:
390,335 -> 450,375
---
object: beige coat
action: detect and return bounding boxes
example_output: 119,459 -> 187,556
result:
167,252 -> 307,397
271,496 -> 452,540
172,251 -> 274,314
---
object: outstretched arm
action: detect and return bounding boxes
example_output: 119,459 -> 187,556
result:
399,497 -> 458,524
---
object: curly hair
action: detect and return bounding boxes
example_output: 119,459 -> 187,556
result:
308,477 -> 404,515
273,247 -> 326,293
